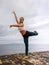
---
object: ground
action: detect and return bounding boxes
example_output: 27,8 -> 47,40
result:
0,51 -> 49,65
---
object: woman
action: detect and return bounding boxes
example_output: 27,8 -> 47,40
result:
10,11 -> 38,59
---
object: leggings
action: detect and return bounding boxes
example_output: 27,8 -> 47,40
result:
23,31 -> 38,56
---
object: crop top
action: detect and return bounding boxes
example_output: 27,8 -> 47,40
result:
18,26 -> 25,31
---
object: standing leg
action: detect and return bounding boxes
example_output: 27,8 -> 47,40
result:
23,37 -> 28,56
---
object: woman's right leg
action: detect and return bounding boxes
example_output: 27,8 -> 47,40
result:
26,31 -> 38,37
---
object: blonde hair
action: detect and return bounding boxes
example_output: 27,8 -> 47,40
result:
20,17 -> 24,23
20,17 -> 24,20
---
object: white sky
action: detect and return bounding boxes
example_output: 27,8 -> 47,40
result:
0,0 -> 49,44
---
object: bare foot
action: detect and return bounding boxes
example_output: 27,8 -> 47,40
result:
23,56 -> 29,60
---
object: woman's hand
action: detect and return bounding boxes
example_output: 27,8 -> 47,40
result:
13,11 -> 16,15
10,25 -> 13,28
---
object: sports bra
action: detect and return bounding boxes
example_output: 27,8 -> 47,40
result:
18,26 -> 25,31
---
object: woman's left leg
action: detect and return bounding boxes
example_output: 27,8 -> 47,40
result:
23,36 -> 28,56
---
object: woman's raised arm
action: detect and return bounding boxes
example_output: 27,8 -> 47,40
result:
13,11 -> 19,23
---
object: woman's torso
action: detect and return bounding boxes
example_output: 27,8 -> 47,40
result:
18,25 -> 27,35
20,30 -> 26,35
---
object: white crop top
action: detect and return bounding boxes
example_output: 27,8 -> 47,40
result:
18,26 -> 25,31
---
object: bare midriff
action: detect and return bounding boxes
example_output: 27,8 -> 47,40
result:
20,30 -> 27,35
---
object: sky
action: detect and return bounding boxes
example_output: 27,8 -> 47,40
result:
0,0 -> 49,44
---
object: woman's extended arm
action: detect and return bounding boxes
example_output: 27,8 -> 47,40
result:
13,11 -> 19,23
10,24 -> 24,28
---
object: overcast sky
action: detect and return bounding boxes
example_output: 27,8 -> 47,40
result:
0,0 -> 49,44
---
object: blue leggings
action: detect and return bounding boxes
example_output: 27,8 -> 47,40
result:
23,31 -> 38,56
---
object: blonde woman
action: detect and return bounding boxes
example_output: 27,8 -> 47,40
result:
10,11 -> 38,59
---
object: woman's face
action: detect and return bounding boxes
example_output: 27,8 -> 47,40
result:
20,17 -> 24,23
